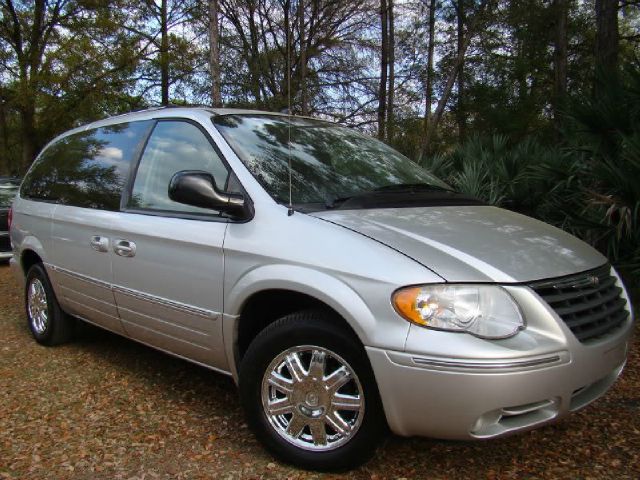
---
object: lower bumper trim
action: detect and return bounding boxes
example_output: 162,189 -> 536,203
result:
411,355 -> 562,370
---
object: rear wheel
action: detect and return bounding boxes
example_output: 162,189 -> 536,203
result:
25,263 -> 73,345
239,310 -> 386,471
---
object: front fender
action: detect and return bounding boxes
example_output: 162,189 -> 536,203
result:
222,264 -> 383,382
226,264 -> 377,341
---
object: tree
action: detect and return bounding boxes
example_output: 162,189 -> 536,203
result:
209,0 -> 222,106
423,0 -> 436,142
298,0 -> 308,115
378,0 -> 388,139
129,0 -> 200,106
595,0 -> 619,76
553,0 -> 569,127
455,0 -> 466,141
421,0 -> 492,158
386,0 -> 395,141
218,0 -> 375,115
0,0 -> 70,168
0,0 -> 147,170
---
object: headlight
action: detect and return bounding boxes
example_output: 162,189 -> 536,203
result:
392,285 -> 524,339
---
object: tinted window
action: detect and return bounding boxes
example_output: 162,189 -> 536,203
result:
21,121 -> 151,210
213,114 -> 448,206
129,121 -> 229,214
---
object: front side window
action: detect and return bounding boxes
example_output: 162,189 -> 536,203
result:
129,121 -> 229,214
21,121 -> 151,210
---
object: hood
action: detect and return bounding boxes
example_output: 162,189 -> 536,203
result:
311,206 -> 607,283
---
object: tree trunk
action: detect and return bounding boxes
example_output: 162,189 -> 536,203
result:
423,0 -> 436,126
422,0 -> 490,157
298,0 -> 308,115
160,0 -> 170,106
247,2 -> 263,104
595,0 -> 619,74
378,0 -> 388,140
420,0 -> 437,160
456,0 -> 466,142
209,0 -> 222,107
387,0 -> 395,142
284,0 -> 291,111
553,0 -> 568,127
20,105 -> 36,171
0,92 -> 9,174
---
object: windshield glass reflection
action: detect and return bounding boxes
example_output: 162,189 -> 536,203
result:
213,114 -> 449,206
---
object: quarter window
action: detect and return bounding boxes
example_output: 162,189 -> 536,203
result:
21,121 -> 151,210
129,121 -> 229,214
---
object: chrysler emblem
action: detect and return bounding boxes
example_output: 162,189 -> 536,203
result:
569,275 -> 600,289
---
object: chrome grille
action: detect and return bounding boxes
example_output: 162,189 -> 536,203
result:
530,265 -> 629,343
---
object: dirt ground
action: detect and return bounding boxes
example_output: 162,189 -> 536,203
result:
1,264 -> 639,479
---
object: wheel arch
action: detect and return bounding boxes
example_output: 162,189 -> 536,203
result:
21,246 -> 44,274
224,265 -> 377,381
17,235 -> 47,273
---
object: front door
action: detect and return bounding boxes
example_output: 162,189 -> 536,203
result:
111,120 -> 231,369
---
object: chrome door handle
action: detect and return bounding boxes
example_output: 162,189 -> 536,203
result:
114,239 -> 136,257
90,236 -> 109,253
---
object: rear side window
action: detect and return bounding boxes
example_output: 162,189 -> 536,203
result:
21,121 -> 151,210
128,121 -> 229,214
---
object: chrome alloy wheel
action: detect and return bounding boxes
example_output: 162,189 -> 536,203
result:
27,278 -> 49,335
261,345 -> 365,451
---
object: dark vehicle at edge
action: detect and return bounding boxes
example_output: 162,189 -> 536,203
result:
0,177 -> 20,261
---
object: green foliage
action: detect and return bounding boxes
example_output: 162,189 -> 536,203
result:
425,64 -> 640,284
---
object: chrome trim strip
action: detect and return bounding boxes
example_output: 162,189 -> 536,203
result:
47,263 -> 113,290
113,286 -> 219,320
411,355 -> 562,370
117,304 -> 210,337
46,263 -> 219,320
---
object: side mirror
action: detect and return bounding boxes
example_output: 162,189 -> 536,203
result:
168,170 -> 250,219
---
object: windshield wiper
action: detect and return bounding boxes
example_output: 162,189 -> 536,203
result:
325,194 -> 356,209
325,183 -> 455,209
372,183 -> 454,193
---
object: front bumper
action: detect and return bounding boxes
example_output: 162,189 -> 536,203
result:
368,283 -> 634,440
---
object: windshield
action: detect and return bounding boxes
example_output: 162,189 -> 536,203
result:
213,114 -> 450,207
0,183 -> 19,207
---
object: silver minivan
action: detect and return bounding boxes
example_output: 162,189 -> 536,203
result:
9,107 -> 634,470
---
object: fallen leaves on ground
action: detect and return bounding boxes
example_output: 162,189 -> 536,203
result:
0,265 -> 638,479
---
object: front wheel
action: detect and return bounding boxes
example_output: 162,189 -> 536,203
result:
239,310 -> 386,471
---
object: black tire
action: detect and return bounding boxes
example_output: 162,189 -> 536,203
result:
25,263 -> 73,346
239,309 -> 387,471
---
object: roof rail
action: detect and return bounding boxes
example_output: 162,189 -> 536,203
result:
101,104 -> 212,122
